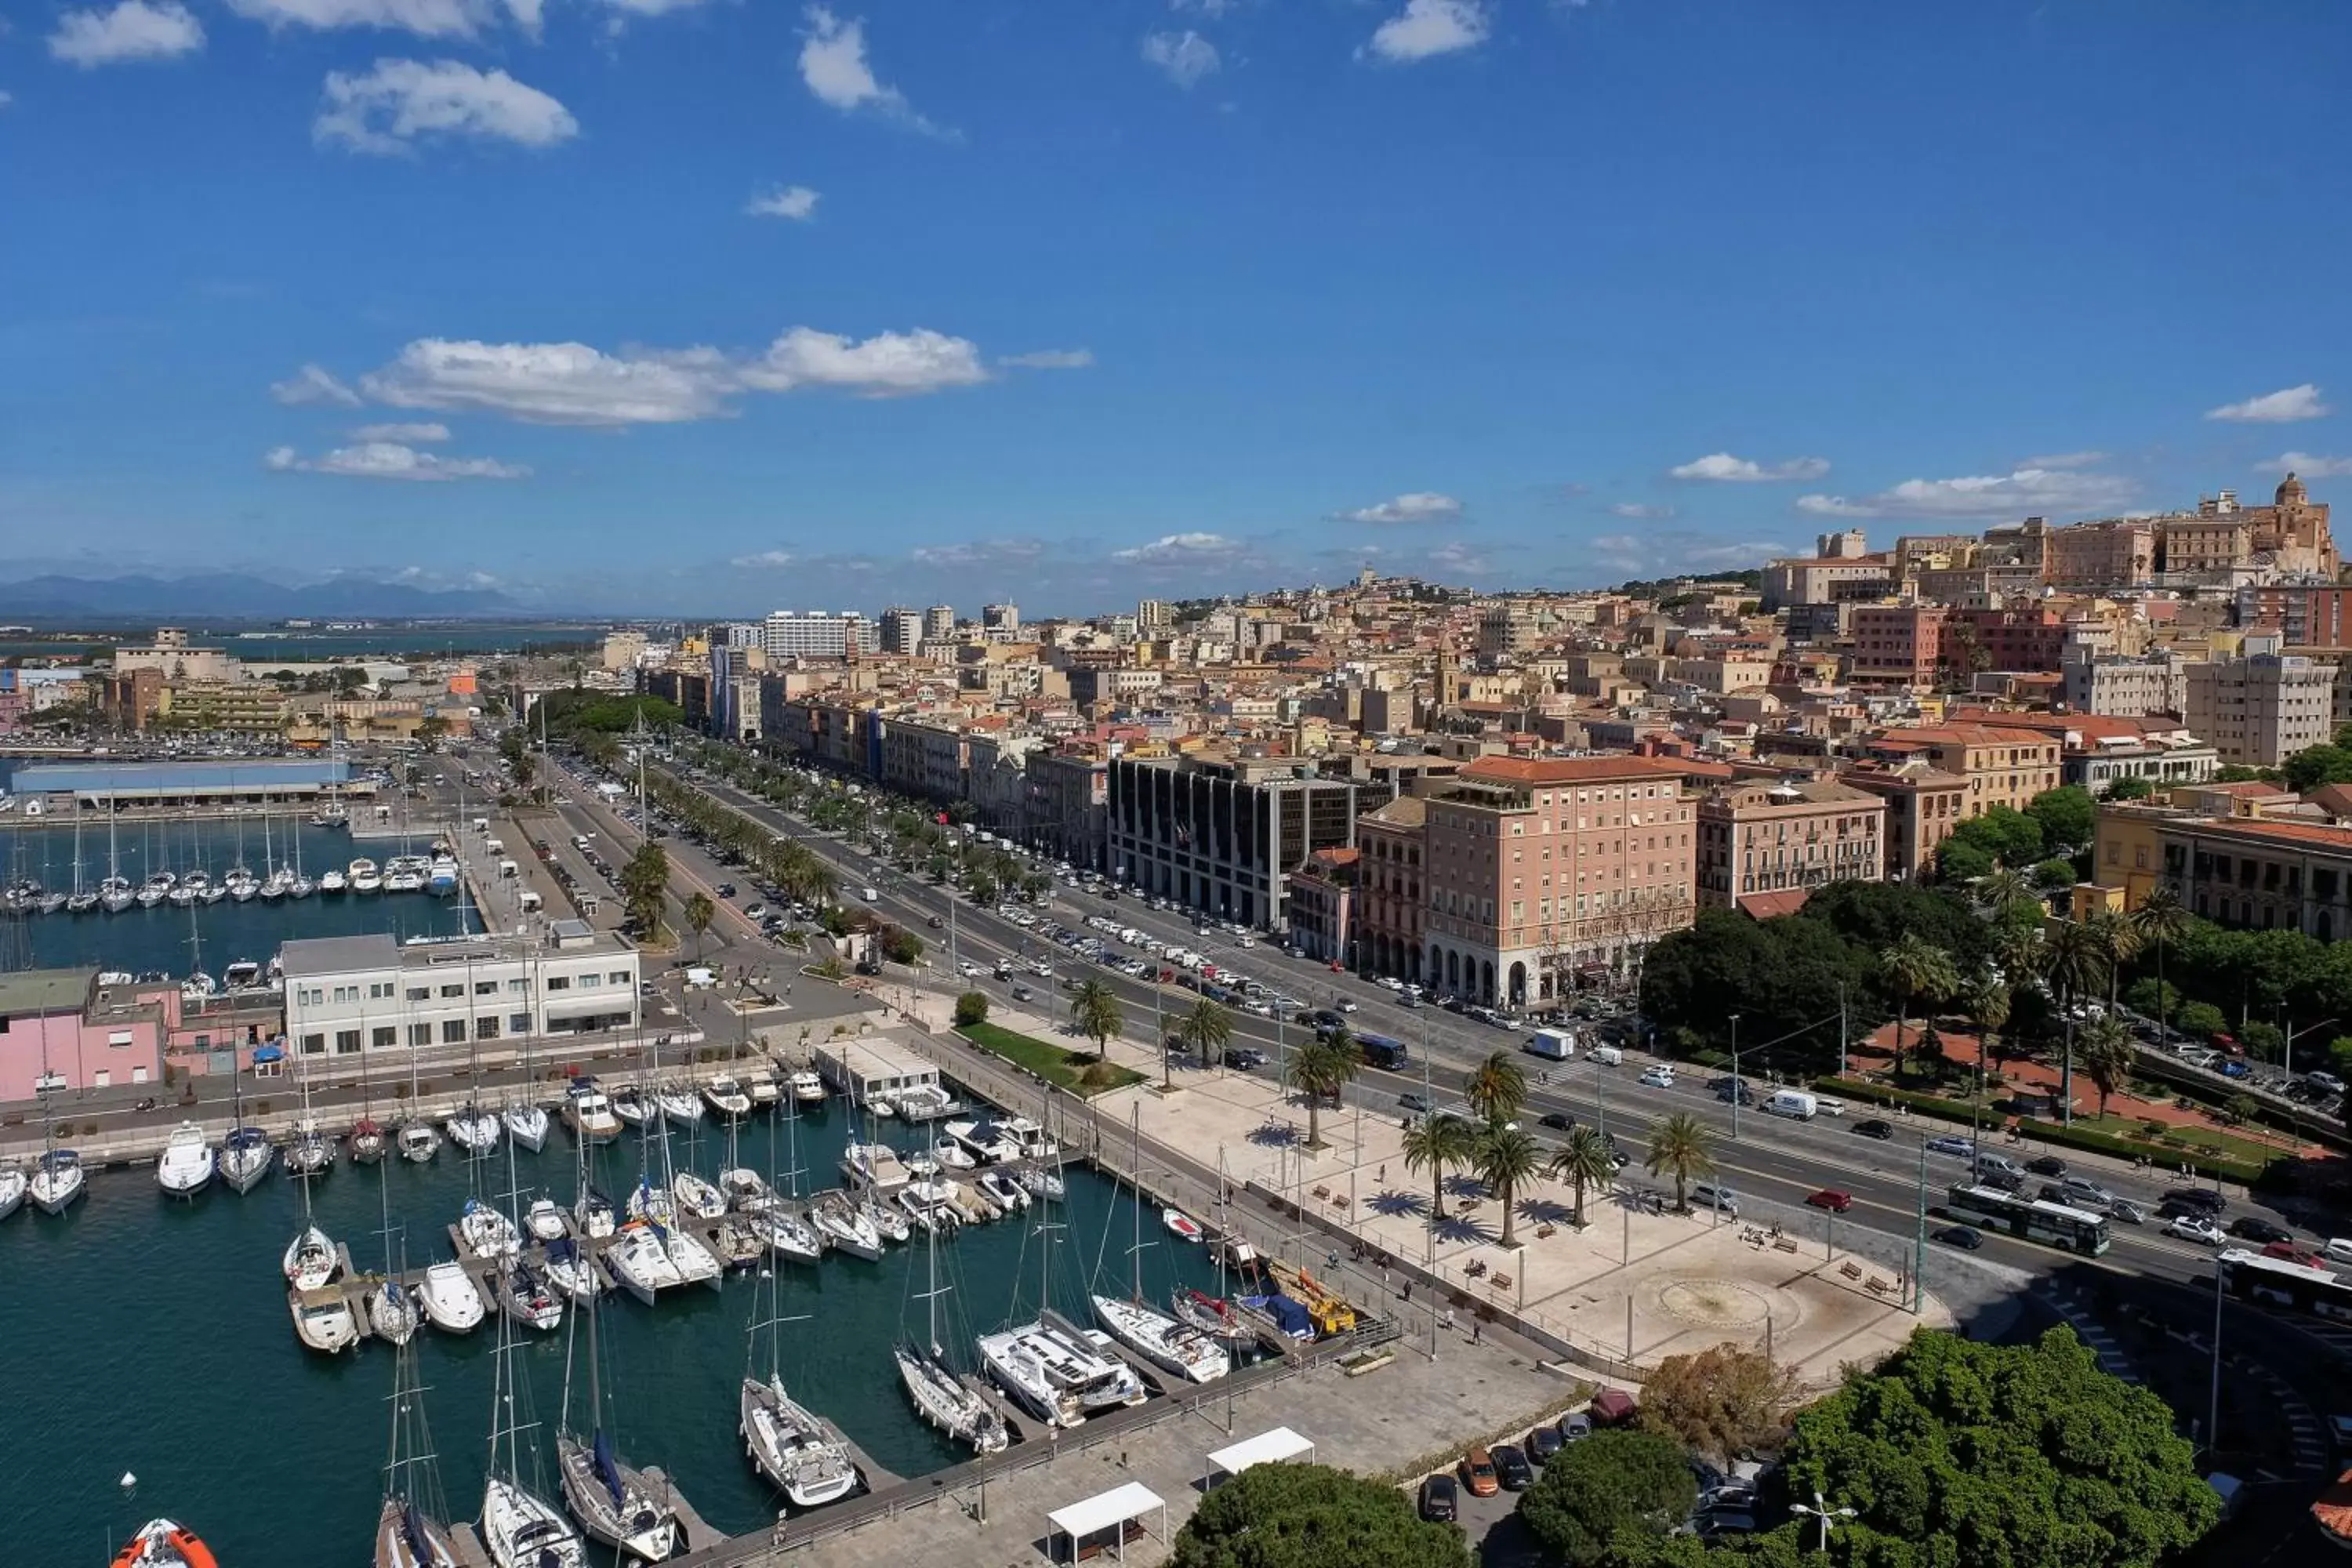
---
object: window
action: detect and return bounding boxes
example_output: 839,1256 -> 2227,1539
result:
440,983 -> 464,999
546,975 -> 571,991
579,975 -> 602,990
508,978 -> 530,995
108,1029 -> 134,1047
406,986 -> 430,1001
298,987 -> 324,1007
301,1032 -> 325,1054
474,980 -> 498,996
510,1013 -> 532,1034
334,1029 -> 361,1054
441,1020 -> 466,1044
476,1017 -> 500,1040
368,982 -> 394,1000
372,1025 -> 397,1051
609,971 -> 631,986
408,1023 -> 433,1047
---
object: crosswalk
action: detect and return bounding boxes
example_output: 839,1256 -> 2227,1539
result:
2041,1283 -> 2140,1385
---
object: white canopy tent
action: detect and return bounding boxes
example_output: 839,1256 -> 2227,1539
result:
1047,1481 -> 1168,1563
1205,1425 -> 1316,1489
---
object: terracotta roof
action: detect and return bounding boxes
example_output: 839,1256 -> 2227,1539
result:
1736,889 -> 1812,920
1459,756 -> 1688,786
2176,816 -> 2352,851
2305,782 -> 2352,819
1360,795 -> 1428,828
1882,724 -> 2061,748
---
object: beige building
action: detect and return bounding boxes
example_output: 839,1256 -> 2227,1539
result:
1355,795 -> 1428,985
2184,650 -> 2339,767
1842,761 -> 1971,881
2043,521 -> 2156,590
1869,724 -> 2062,819
113,627 -> 241,684
1421,756 -> 1696,1009
1695,779 -> 1886,912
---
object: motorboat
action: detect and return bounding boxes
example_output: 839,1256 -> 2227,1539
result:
543,1239 -> 606,1303
894,1343 -> 1007,1455
702,1076 -> 753,1120
397,1121 -> 442,1164
895,1182 -> 956,1235
931,1138 -> 977,1171
503,1103 -> 550,1153
572,1185 -> 616,1239
495,1262 -> 565,1333
284,1223 -> 340,1290
789,1069 -> 826,1104
32,1147 -> 88,1213
672,1171 -> 728,1222
350,858 -> 383,894
367,1277 -> 422,1346
746,1073 -> 781,1111
111,1517 -> 220,1568
154,1123 -> 216,1199
220,1127 -> 273,1192
556,1432 -> 680,1563
318,867 -> 347,894
350,1118 -> 388,1165
1163,1207 -> 1205,1243
428,856 -> 460,895
978,1169 -> 1029,1214
459,1198 -> 522,1261
562,1081 -> 622,1143
479,1475 -> 584,1568
865,1094 -> 897,1120
1171,1287 -> 1258,1348
524,1197 -> 568,1243
610,1085 -> 653,1129
1092,1294 -> 1229,1383
841,1138 -> 909,1189
1015,1165 -> 1065,1202
655,1083 -> 702,1127
0,1164 -> 25,1223
742,1374 -> 859,1509
811,1193 -> 884,1261
419,1262 -> 486,1334
602,1221 -> 688,1307
446,1104 -> 503,1158
291,1284 -> 361,1353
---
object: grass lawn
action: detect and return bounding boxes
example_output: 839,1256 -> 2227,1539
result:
957,1022 -> 1144,1097
2071,1113 -> 2287,1166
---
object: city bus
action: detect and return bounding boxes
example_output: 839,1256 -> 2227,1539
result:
1353,1032 -> 1410,1071
1944,1184 -> 2111,1256
2219,1247 -> 2352,1324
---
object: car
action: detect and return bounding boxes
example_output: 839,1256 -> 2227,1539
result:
1010,984 -> 1034,1004
1493,1444 -> 1536,1492
2228,1215 -> 2296,1245
1461,1447 -> 1500,1497
1853,1118 -> 1895,1141
1557,1411 -> 1594,1444
2164,1214 -> 2225,1245
1806,1188 -> 1853,1213
957,960 -> 982,978
1933,1224 -> 1984,1250
2165,1186 -> 2227,1214
925,915 -> 944,930
1222,1047 -> 1268,1070
2263,1239 -> 2325,1267
714,882 -> 738,898
2058,1176 -> 2116,1207
2025,1155 -> 2068,1178
1526,1425 -> 1564,1465
742,904 -> 768,921
1925,1135 -> 1973,1158
1399,1091 -> 1435,1116
1540,1111 -> 1575,1131
1639,1067 -> 1675,1089
1980,1171 -> 2027,1193
2107,1198 -> 2146,1225
1418,1473 -> 1458,1523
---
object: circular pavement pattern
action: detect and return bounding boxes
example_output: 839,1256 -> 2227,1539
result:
1656,1278 -> 1775,1331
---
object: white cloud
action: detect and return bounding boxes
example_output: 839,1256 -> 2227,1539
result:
503,0 -> 542,33
1334,490 -> 1465,524
746,184 -> 821,220
270,362 -> 361,407
345,325 -> 989,426
349,421 -> 449,441
49,2 -> 204,67
1590,529 -> 1788,579
1609,502 -> 1676,521
729,549 -> 797,568
2205,383 -> 2328,423
2020,449 -> 2105,470
798,6 -> 945,134
221,0 -> 490,38
1795,466 -> 2137,522
598,0 -> 712,13
1424,539 -> 1487,575
909,538 -> 1047,571
1171,0 -> 1236,13
316,59 -> 578,155
1112,532 -> 1240,563
1668,452 -> 1831,483
0,92 -> 14,110
1367,0 -> 1488,62
1142,30 -> 1220,89
2257,452 -> 2352,478
1000,348 -> 1094,371
264,441 -> 529,481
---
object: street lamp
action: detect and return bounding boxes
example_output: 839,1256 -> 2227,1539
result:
2283,1013 -> 2338,1083
1788,1491 -> 1855,1554
1728,1014 -> 1742,1139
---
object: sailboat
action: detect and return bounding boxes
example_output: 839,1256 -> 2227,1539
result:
221,1062 -> 274,1194
1089,1111 -> 1228,1384
398,1051 -> 441,1163
478,1269 -> 586,1568
555,1203 -> 681,1561
492,1134 -> 563,1332
28,1050 -> 83,1215
742,1091 -> 824,1265
742,1263 -> 861,1510
101,798 -> 135,912
65,811 -> 98,913
365,1160 -> 422,1346
978,1210 -> 1145,1427
373,1249 -> 463,1567
504,1034 -> 549,1152
893,1185 -> 1009,1455
0,1163 -> 25,1222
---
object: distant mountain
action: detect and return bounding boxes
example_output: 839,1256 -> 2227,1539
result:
0,573 -> 521,620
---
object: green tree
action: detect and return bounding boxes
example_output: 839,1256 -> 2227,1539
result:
2282,741 -> 2352,794
1067,978 -> 1123,1062
880,926 -> 923,965
1645,1112 -> 1714,1212
619,841 -> 670,935
953,991 -> 989,1027
1878,931 -> 1958,1074
1171,997 -> 1232,1089
2082,908 -> 2143,1011
2032,855 -> 2078,891
683,890 -> 715,961
2025,784 -> 2096,851
1548,1125 -> 1618,1227
1466,1048 -> 1529,1127
1402,1112 -> 1477,1221
1171,1461 -> 1472,1568
1638,1344 -> 1805,1468
1778,1326 -> 2218,1568
1287,1036 -> 1360,1150
2042,918 -> 2109,1120
1972,867 -> 2037,920
2104,775 -> 2154,801
2175,1000 -> 2227,1040
1475,1123 -> 1545,1247
1517,1427 -> 1697,1568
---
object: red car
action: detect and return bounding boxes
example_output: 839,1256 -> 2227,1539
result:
2263,1239 -> 2322,1267
1806,1188 -> 1853,1213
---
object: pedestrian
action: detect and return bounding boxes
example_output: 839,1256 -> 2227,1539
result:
1443,1307 -> 1456,1334
1472,1321 -> 1481,1345
1403,1281 -> 1412,1304
1377,1164 -> 1386,1183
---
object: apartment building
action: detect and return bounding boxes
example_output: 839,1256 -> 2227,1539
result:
878,606 -> 924,656
2237,583 -> 2352,649
281,924 -> 641,1059
2184,652 -> 2339,768
2062,649 -> 2185,717
2159,816 -> 2352,941
1867,724 -> 2062,818
1849,604 -> 1944,686
0,968 -> 169,1098
1695,779 -> 1886,912
1023,751 -> 1109,870
2043,521 -> 2156,590
760,611 -> 876,659
1421,756 -> 1696,1009
1842,761 -> 1970,880
1989,713 -> 2217,796
1108,753 -> 1361,928
1354,794 -> 1428,985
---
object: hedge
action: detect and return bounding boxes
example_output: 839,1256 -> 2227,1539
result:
1813,1076 -> 2273,1185
1812,1076 -> 1989,1125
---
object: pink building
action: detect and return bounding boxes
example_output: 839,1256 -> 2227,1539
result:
0,969 -> 168,1099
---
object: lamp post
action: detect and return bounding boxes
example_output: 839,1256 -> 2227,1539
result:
1788,1491 -> 1855,1554
2283,1014 -> 2338,1085
1728,1014 -> 1743,1140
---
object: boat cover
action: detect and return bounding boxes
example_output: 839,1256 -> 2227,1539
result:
253,1044 -> 285,1064
592,1429 -> 626,1511
401,1501 -> 434,1559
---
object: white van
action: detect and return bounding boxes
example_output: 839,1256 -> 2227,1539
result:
1763,1089 -> 1817,1120
859,887 -> 880,902
2325,1238 -> 2352,1266
498,858 -> 519,879
1588,1044 -> 1624,1067
473,816 -> 490,834
1526,1028 -> 1575,1062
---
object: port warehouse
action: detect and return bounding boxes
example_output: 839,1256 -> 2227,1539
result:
7,758 -> 369,811
815,1035 -> 942,1108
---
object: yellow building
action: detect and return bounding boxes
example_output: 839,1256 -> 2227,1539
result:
2087,803 -> 2176,911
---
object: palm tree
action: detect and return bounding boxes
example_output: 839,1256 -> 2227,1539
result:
2079,1017 -> 2136,1120
1878,932 -> 1959,1075
1973,867 -> 2037,919
1466,1050 -> 1529,1127
2081,909 -> 2142,1012
2130,886 -> 2190,1033
1548,1127 -> 1618,1228
1287,1037 -> 1360,1150
1646,1112 -> 1715,1213
1068,978 -> 1123,1062
684,891 -> 715,962
1402,1112 -> 1475,1221
2040,919 -> 2108,1124
1476,1125 -> 1547,1248
1170,998 -> 1231,1090
1962,973 -> 2009,1145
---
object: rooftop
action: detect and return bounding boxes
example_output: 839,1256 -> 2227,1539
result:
0,967 -> 96,1018
1457,755 -> 1690,786
13,757 -> 354,797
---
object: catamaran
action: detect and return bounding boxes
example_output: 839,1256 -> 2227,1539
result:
155,1122 -> 216,1199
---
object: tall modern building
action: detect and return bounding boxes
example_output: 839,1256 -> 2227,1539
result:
760,611 -> 875,659
1137,599 -> 1173,633
878,606 -> 922,656
922,604 -> 956,641
1109,753 -> 1360,929
982,603 -> 1019,633
2185,648 -> 2339,768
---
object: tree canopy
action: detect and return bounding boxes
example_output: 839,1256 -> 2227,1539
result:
1639,1343 -> 1805,1468
1518,1427 -> 1697,1567
1778,1327 -> 2217,1568
2024,786 -> 2096,852
1171,1461 -> 1472,1568
2282,728 -> 2352,793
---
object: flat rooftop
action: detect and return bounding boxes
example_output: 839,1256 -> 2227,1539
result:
13,758 -> 353,798
0,967 -> 96,1018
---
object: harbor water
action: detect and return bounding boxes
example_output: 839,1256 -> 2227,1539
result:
0,1096 -> 1254,1563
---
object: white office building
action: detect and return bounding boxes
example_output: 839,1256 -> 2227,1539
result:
281,924 -> 641,1058
922,604 -> 956,641
761,611 -> 877,659
879,606 -> 923,656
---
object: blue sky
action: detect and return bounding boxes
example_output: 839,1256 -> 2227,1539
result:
4,0 -> 2349,615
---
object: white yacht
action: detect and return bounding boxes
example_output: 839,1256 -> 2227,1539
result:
1015,1165 -> 1066,1202
975,1323 -> 1098,1428
931,1138 -> 978,1171
137,872 -> 173,909
894,1344 -> 1006,1454
480,1477 -> 584,1568
841,1139 -> 909,1189
154,1123 -> 216,1199
291,1285 -> 361,1354
318,867 -> 347,894
555,1436 -> 678,1563
542,1239 -> 605,1303
446,1104 -> 503,1158
748,1203 -> 826,1265
459,1198 -> 522,1261
1091,1294 -> 1229,1383
572,1185 -> 616,1239
978,1169 -> 1029,1214
863,1194 -> 911,1246
562,1081 -> 622,1143
495,1262 -> 565,1333
221,1126 -> 272,1192
397,1121 -> 442,1164
742,1374 -> 860,1509
524,1197 -> 568,1244
419,1261 -> 486,1334
367,1277 -> 421,1346
811,1193 -> 884,1261
889,1083 -> 961,1123
944,1118 -> 1024,1165
609,1085 -> 653,1130
349,858 -> 384,894
789,1069 -> 826,1105
655,1083 -> 702,1127
746,1073 -> 781,1111
285,1123 -> 335,1179
503,1103 -> 550,1153
283,1223 -> 340,1291
717,1167 -> 775,1212
671,1171 -> 727,1222
100,875 -> 136,913
702,1076 -> 752,1120
0,1164 -> 26,1222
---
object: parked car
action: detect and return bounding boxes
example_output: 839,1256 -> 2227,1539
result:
1494,1444 -> 1535,1492
2025,1156 -> 2068,1178
1526,1425 -> 1565,1465
1221,1047 -> 1268,1070
1419,1473 -> 1458,1523
1540,1111 -> 1575,1131
1806,1188 -> 1853,1212
1557,1411 -> 1594,1443
1933,1225 -> 1984,1250
1399,1092 -> 1435,1116
1853,1118 -> 1895,1141
1925,1135 -> 1974,1158
1461,1447 -> 1500,1497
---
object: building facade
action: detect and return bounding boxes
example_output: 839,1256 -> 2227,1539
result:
1353,795 -> 1428,984
1695,779 -> 1886,912
1842,762 -> 1970,881
1108,754 -> 1361,929
2184,652 -> 2339,768
760,612 -> 876,660
1849,604 -> 1944,686
281,924 -> 641,1059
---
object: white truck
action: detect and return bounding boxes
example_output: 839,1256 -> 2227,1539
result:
1525,1028 -> 1576,1061
1763,1089 -> 1818,1120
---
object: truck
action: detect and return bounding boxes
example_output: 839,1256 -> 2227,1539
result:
1763,1089 -> 1817,1120
1525,1028 -> 1575,1061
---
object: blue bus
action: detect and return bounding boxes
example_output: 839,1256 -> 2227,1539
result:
1354,1033 -> 1410,1071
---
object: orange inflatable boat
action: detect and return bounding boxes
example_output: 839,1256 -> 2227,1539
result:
111,1518 -> 217,1568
